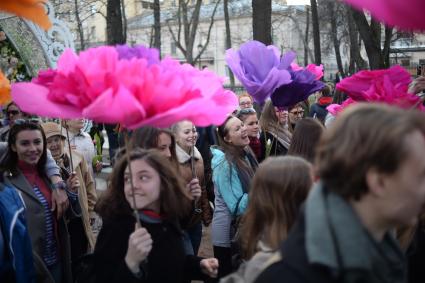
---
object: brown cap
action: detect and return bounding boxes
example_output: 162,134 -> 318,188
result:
41,122 -> 66,139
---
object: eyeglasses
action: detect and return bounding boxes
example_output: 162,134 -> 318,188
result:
7,110 -> 20,116
290,110 -> 304,116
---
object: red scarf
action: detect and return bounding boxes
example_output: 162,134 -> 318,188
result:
318,96 -> 333,106
249,136 -> 261,160
141,209 -> 163,220
18,160 -> 52,208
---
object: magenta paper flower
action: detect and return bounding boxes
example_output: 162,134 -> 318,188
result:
344,0 -> 425,31
225,40 -> 292,104
12,46 -> 238,129
32,69 -> 57,88
336,65 -> 412,101
291,63 -> 324,80
327,98 -> 356,116
330,66 -> 424,115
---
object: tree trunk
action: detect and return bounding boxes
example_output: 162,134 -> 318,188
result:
252,0 -> 272,45
350,8 -> 384,69
383,26 -> 393,68
74,0 -> 85,50
107,0 -> 125,45
153,0 -> 161,54
328,1 -> 344,76
346,7 -> 367,72
224,0 -> 235,87
121,0 -> 127,42
304,5 -> 310,66
310,0 -> 321,64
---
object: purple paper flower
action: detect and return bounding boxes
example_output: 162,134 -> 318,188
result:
271,63 -> 325,108
225,40 -> 292,104
115,44 -> 160,66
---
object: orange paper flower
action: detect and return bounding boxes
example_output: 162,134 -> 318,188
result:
0,71 -> 11,106
0,0 -> 52,30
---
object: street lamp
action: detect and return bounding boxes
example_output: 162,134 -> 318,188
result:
197,43 -> 203,69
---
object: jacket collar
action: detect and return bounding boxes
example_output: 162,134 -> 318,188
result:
175,144 -> 201,164
4,170 -> 40,204
305,183 -> 405,274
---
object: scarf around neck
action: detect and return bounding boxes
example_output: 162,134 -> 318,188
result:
265,122 -> 291,150
305,183 -> 406,283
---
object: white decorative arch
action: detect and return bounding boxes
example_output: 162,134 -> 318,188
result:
0,1 -> 74,76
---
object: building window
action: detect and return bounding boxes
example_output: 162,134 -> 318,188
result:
90,26 -> 96,41
171,42 -> 177,55
141,1 -> 154,9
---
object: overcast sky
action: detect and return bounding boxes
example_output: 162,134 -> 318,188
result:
287,0 -> 311,5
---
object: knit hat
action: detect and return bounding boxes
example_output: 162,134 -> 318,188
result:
41,122 -> 66,139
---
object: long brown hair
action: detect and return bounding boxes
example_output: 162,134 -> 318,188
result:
216,116 -> 257,190
241,156 -> 312,259
96,149 -> 191,220
129,126 -> 179,169
288,118 -> 324,163
259,100 -> 280,133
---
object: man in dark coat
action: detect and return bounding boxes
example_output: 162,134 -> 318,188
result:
256,104 -> 425,283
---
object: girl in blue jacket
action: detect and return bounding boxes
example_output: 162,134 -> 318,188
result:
211,115 -> 258,279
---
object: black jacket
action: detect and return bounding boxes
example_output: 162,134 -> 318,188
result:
254,212 -> 339,283
259,131 -> 288,162
407,224 -> 425,283
93,215 -> 205,283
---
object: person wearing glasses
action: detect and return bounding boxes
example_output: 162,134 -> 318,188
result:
1,121 -> 80,283
259,100 -> 292,162
236,108 -> 261,160
0,102 -> 24,142
238,93 -> 254,110
288,103 -> 305,133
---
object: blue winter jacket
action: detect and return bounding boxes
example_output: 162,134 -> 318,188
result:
0,183 -> 35,283
211,147 -> 248,216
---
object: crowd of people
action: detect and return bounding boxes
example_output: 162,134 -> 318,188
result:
1,77 -> 425,283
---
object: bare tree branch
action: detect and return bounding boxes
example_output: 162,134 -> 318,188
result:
193,0 -> 221,63
166,19 -> 187,55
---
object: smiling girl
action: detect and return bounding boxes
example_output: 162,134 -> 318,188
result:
93,149 -> 219,282
211,116 -> 258,278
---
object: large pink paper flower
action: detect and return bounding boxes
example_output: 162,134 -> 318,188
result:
330,65 -> 424,115
344,0 -> 425,31
336,65 -> 412,101
12,46 -> 238,128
